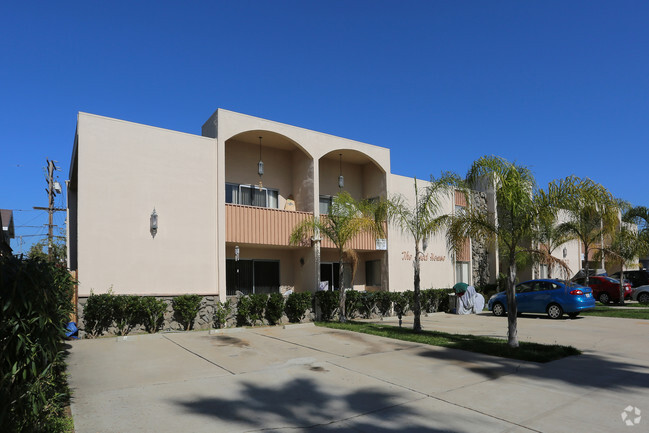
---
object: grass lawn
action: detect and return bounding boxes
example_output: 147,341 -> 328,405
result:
316,321 -> 580,363
582,306 -> 649,320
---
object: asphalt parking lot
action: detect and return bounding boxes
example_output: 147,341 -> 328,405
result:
67,313 -> 649,432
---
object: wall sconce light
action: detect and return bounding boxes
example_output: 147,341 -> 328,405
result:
150,208 -> 158,238
422,237 -> 428,252
338,153 -> 344,189
258,136 -> 264,188
235,245 -> 240,262
563,247 -> 568,258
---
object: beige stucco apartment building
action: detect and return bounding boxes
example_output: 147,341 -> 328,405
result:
67,109 -> 582,301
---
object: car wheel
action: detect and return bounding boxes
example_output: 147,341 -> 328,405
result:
568,312 -> 579,319
492,302 -> 506,317
638,292 -> 649,305
599,293 -> 610,304
547,303 -> 563,319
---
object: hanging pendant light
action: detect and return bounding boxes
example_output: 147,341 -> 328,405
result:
258,136 -> 264,189
338,153 -> 344,189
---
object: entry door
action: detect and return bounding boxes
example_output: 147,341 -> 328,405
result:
320,263 -> 340,290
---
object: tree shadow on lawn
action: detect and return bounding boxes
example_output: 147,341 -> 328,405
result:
417,347 -> 649,392
172,376 -> 486,432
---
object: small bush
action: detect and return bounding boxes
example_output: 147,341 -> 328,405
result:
315,290 -> 339,321
249,293 -> 268,325
214,300 -> 233,329
358,292 -> 376,318
265,293 -> 285,325
420,289 -> 434,313
139,297 -> 168,333
344,290 -> 361,319
285,292 -> 312,323
112,295 -> 142,336
236,296 -> 253,327
374,291 -> 393,317
0,256 -> 74,432
84,291 -> 115,338
172,294 -> 202,331
422,288 -> 454,313
391,292 -> 410,321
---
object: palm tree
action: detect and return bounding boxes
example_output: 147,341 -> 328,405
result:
289,191 -> 385,322
387,177 -> 452,333
548,176 -> 619,286
447,156 -> 538,348
533,194 -> 574,279
623,205 -> 649,257
596,225 -> 645,305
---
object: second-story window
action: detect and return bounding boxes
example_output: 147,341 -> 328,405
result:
226,183 -> 278,209
319,195 -> 332,214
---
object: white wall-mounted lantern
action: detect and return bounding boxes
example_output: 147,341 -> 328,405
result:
150,208 -> 158,238
338,153 -> 344,189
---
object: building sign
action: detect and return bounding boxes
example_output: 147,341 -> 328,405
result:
376,238 -> 387,250
401,251 -> 446,262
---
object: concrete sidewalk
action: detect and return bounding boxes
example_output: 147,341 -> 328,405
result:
67,315 -> 649,432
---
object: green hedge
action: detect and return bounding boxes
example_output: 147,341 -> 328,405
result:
285,292 -> 312,323
0,256 -> 74,432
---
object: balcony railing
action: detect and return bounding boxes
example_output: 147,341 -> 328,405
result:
226,204 -> 311,246
225,204 -> 383,250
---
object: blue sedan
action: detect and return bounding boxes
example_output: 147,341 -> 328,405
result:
487,279 -> 596,319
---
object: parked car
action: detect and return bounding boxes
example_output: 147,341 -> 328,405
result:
610,270 -> 649,288
631,285 -> 649,304
572,276 -> 632,304
487,279 -> 595,319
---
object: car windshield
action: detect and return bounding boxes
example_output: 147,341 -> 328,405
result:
604,277 -> 620,283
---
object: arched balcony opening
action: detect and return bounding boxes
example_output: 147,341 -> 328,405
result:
225,130 -> 314,214
317,149 -> 387,214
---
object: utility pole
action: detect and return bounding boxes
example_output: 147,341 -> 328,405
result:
34,159 -> 65,259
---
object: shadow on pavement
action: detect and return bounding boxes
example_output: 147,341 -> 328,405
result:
173,377 -> 451,432
417,347 -> 649,390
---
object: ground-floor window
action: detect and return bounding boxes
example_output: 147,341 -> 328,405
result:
226,259 -> 279,295
455,261 -> 470,285
320,262 -> 352,290
539,264 -> 548,279
365,260 -> 381,287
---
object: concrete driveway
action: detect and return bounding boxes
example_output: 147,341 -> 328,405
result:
67,314 -> 649,432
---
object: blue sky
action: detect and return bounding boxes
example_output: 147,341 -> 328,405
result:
1,1 -> 648,253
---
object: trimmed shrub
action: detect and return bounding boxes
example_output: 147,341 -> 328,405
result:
285,292 -> 312,323
84,291 -> 115,338
374,291 -> 393,317
139,297 -> 168,333
214,300 -> 233,329
265,293 -> 285,325
112,295 -> 142,336
391,292 -> 410,323
358,291 -> 376,318
172,294 -> 202,331
249,293 -> 268,326
420,289 -> 434,313
433,288 -> 455,312
344,289 -> 361,319
0,256 -> 74,432
315,290 -> 339,321
236,296 -> 253,327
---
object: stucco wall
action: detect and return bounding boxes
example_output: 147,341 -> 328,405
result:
73,113 -> 218,296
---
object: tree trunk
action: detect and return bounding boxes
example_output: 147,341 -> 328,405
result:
506,260 -> 519,348
413,243 -> 422,333
338,249 -> 346,323
583,245 -> 590,286
619,269 -> 626,306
